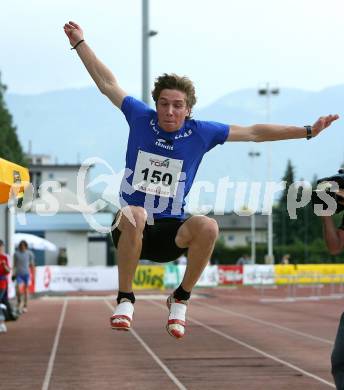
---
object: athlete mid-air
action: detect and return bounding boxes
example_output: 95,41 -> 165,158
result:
64,20 -> 338,339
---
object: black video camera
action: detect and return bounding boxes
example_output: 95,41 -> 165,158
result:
312,168 -> 344,214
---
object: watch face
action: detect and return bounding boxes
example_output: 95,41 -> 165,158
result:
305,125 -> 312,139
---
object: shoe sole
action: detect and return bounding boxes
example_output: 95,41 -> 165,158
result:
112,326 -> 130,331
110,315 -> 131,331
166,325 -> 183,339
111,321 -> 131,331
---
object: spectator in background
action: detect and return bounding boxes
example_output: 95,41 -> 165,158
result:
57,248 -> 68,266
0,239 -> 10,333
280,254 -> 290,265
236,254 -> 252,265
13,240 -> 35,313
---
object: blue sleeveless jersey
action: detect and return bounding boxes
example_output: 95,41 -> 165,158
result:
119,96 -> 229,220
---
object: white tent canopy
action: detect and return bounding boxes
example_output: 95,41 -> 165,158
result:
14,233 -> 57,252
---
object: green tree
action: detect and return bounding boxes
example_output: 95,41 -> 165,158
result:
273,162 -> 341,262
274,159 -> 297,246
295,175 -> 323,261
0,74 -> 26,166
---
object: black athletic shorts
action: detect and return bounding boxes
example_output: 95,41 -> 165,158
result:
111,214 -> 188,263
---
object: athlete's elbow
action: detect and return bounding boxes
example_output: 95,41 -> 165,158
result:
250,125 -> 263,142
98,82 -> 111,96
252,133 -> 263,142
99,81 -> 119,98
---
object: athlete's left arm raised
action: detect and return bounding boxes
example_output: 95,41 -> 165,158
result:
227,114 -> 339,142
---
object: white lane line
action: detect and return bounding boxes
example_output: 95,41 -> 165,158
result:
41,299 -> 68,390
104,300 -> 187,390
260,296 -> 344,303
42,294 -> 202,301
197,301 -> 333,344
151,301 -> 335,389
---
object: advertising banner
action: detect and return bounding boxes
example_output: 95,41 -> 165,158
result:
218,265 -> 243,285
35,266 -> 118,292
197,265 -> 219,287
164,264 -> 181,288
275,264 -> 344,284
274,264 -> 297,285
243,265 -> 275,285
133,265 -> 165,290
177,265 -> 219,287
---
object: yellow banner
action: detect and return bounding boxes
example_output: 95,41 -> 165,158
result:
275,264 -> 344,284
133,265 -> 165,290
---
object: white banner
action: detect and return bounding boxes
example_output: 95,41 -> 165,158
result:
164,264 -> 182,288
243,265 -> 275,285
177,265 -> 219,287
35,266 -> 118,292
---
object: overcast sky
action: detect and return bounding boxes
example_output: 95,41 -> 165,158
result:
1,0 -> 344,107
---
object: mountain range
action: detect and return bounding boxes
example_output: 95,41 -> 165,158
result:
5,85 -> 344,211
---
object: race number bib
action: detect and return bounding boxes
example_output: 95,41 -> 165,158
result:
132,150 -> 183,198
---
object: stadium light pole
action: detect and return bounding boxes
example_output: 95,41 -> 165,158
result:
142,0 -> 158,105
258,83 -> 279,263
248,150 -> 260,264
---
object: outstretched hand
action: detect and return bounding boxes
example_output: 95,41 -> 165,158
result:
312,114 -> 339,137
63,21 -> 84,47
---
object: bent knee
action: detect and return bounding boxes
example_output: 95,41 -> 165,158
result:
118,206 -> 147,232
188,216 -> 219,242
201,217 -> 219,240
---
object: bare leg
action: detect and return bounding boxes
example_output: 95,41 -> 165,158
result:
166,216 -> 218,339
110,206 -> 147,331
23,285 -> 28,309
115,206 -> 147,293
175,215 -> 219,291
16,284 -> 22,310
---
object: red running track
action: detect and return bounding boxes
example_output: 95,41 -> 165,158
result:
0,286 -> 341,390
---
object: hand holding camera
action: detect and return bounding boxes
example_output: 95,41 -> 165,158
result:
312,169 -> 344,214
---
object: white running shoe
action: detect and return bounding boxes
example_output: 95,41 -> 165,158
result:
166,295 -> 188,339
0,323 -> 7,333
110,299 -> 134,331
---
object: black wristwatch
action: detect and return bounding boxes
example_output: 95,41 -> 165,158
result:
304,125 -> 312,140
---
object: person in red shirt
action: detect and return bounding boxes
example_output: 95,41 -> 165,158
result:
0,239 -> 10,333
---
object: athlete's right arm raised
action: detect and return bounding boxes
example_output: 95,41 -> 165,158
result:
63,21 -> 127,109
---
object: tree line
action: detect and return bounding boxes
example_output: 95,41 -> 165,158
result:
0,75 -> 26,166
212,160 -> 344,264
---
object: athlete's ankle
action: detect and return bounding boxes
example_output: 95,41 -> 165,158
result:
117,291 -> 135,304
173,284 -> 191,301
